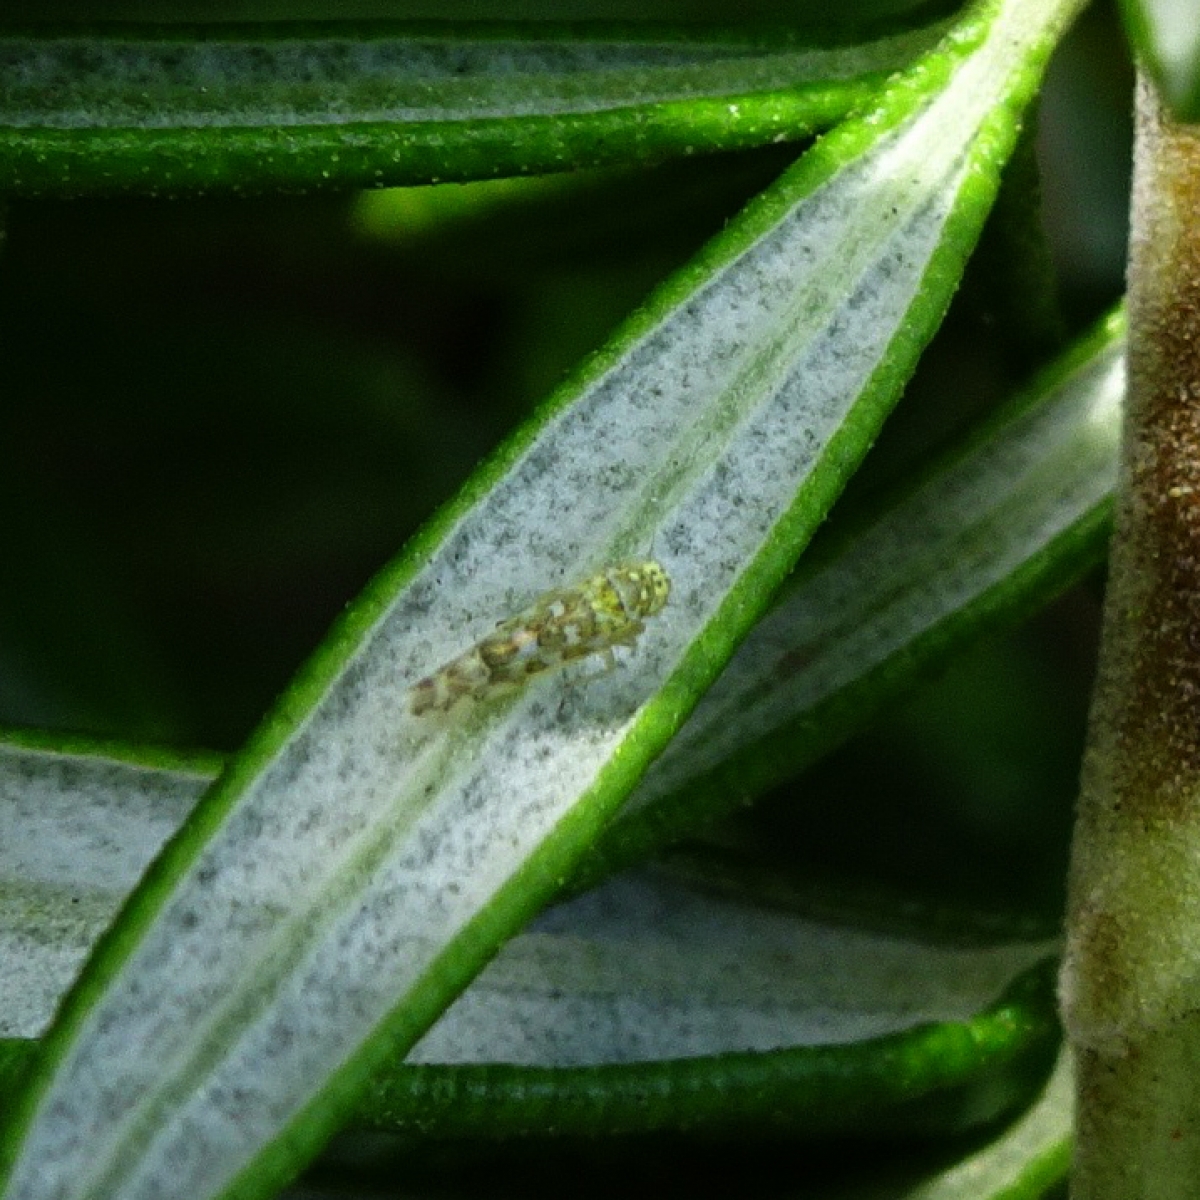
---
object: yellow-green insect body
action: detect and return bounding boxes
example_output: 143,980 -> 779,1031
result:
410,560 -> 670,715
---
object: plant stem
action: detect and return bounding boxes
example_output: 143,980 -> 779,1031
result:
1062,73 -> 1200,1196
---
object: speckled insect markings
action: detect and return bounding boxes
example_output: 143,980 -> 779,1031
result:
409,561 -> 671,715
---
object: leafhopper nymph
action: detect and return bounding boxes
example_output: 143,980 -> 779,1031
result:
409,560 -> 671,715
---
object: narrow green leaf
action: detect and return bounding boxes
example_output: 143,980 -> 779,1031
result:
0,21 -> 947,197
0,738 -> 1058,1141
359,952 -> 1062,1142
0,736 -> 216,1045
0,0 -> 1083,1196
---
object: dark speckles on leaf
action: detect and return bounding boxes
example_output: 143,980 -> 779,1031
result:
270,1023 -> 296,1054
237,809 -> 265,840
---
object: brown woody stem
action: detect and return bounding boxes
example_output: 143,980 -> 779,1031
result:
1063,73 -> 1200,1196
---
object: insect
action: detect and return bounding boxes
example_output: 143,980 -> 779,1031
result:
409,560 -> 671,715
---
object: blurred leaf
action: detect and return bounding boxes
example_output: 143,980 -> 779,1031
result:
1118,0 -> 1200,120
